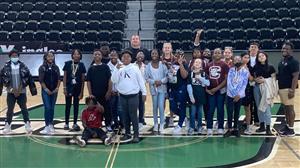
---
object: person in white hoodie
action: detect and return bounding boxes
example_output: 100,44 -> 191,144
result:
111,50 -> 147,143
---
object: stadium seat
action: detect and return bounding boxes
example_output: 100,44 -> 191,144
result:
17,11 -> 30,22
156,1 -> 168,10
48,31 -> 60,41
265,8 -> 277,18
204,19 -> 217,29
156,19 -> 168,30
0,11 -> 5,22
190,1 -> 202,10
169,19 -> 180,30
219,28 -> 231,40
64,21 -> 76,31
205,29 -> 218,40
227,9 -> 240,19
180,19 -> 191,30
23,2 -> 34,11
6,11 -> 18,21
261,39 -> 274,49
102,11 -> 114,20
169,29 -> 180,41
66,11 -> 78,21
34,30 -> 47,41
115,2 -> 127,12
30,11 -> 42,21
114,11 -> 126,20
0,31 -> 9,41
206,40 -> 220,50
240,9 -> 252,19
217,19 -> 229,29
180,10 -> 190,20
111,30 -> 123,41
179,1 -> 190,10
246,28 -> 259,40
42,11 -> 54,21
22,30 -> 34,41
101,20 -> 112,30
281,17 -> 294,28
54,11 -> 66,21
286,0 -> 299,8
215,9 -> 226,19
81,2 -> 92,11
202,9 -> 215,19
0,2 -> 9,12
256,18 -> 269,29
92,2 -> 102,11
286,27 -> 299,39
234,39 -> 247,50
248,0 -> 260,10
252,9 -> 264,19
86,30 -> 98,41
98,31 -> 111,41
103,2 -> 115,11
113,20 -> 125,31
71,41 -> 84,51
168,1 -> 178,10
156,30 -> 168,41
202,0 -> 213,9
156,10 -> 167,20
57,2 -> 68,11
192,19 -> 204,29
74,31 -> 85,41
278,8 -> 290,18
221,39 -> 233,48
261,0 -> 273,9
10,31 -> 22,41
260,28 -> 273,39
46,2 -> 57,11
88,20 -> 100,31
35,2 -> 46,11
229,19 -> 242,29
76,21 -> 87,31
243,18 -> 256,29
191,10 -> 202,19
69,2 -> 81,11
275,38 -> 285,49
170,40 -> 180,50
289,39 -> 300,49
273,28 -> 286,39
78,11 -> 90,21
10,2 -> 22,11
2,21 -> 14,31
233,28 -> 245,39
168,10 -> 179,20
295,17 -> 300,28
110,41 -> 123,51
214,0 -> 225,9
237,0 -> 248,10
39,20 -> 51,31
60,30 -> 73,42
90,11 -> 101,20
51,20 -> 63,31
180,29 -> 192,41
290,8 -> 300,18
272,0 -> 286,8
269,17 -> 281,29
14,21 -> 26,31
181,40 -> 191,50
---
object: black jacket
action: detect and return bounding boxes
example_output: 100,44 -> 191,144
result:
0,60 -> 37,96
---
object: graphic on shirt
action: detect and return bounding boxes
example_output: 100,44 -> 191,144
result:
120,71 -> 131,79
88,113 -> 96,122
168,64 -> 179,83
209,66 -> 221,79
192,73 -> 203,86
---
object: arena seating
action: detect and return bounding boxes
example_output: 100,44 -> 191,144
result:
155,0 -> 300,50
0,0 -> 127,51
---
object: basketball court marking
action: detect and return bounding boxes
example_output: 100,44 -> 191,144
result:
282,138 -> 300,160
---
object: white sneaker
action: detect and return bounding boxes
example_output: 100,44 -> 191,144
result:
168,117 -> 174,127
217,129 -> 224,135
198,127 -> 203,134
139,123 -> 144,130
48,125 -> 55,134
153,124 -> 158,132
24,122 -> 33,134
104,137 -> 112,146
173,125 -> 182,134
3,123 -> 12,134
213,122 -> 218,130
207,129 -> 213,136
73,136 -> 86,147
185,118 -> 190,131
188,128 -> 194,135
244,128 -> 252,135
159,124 -> 164,132
40,126 -> 50,135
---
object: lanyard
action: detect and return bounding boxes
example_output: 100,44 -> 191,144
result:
72,61 -> 79,77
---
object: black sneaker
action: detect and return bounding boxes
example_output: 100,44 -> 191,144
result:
223,130 -> 232,138
278,125 -> 289,134
233,130 -> 241,137
281,129 -> 295,137
255,126 -> 266,133
120,135 -> 132,143
143,121 -> 147,125
72,124 -> 81,131
64,124 -> 69,130
132,136 -> 140,143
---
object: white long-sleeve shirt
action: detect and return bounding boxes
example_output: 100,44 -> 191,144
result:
111,63 -> 147,96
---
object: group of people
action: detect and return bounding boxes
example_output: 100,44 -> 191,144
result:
0,32 -> 299,147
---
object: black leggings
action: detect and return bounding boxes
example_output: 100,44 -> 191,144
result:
65,96 -> 79,125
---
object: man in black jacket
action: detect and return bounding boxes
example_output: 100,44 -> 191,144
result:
0,49 -> 37,134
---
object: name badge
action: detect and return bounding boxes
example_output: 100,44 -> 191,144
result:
72,78 -> 77,85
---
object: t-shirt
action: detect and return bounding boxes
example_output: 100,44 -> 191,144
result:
187,71 -> 207,104
86,63 -> 111,97
38,63 -> 60,91
253,64 -> 276,78
81,107 -> 103,128
167,63 -> 189,89
63,60 -> 86,95
250,56 -> 256,68
205,61 -> 229,90
126,47 -> 150,63
278,56 -> 300,89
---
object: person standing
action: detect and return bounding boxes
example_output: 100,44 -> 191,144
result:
126,35 -> 150,62
38,52 -> 61,134
111,50 -> 147,143
63,49 -> 86,131
278,42 -> 299,137
1,49 -> 37,134
87,49 -> 113,132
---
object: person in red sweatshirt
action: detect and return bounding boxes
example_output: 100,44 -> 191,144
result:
73,97 -> 114,147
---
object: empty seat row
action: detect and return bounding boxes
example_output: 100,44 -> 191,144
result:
0,11 -> 126,22
0,1 -> 127,12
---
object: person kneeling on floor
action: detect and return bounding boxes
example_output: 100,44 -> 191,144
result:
73,97 -> 114,147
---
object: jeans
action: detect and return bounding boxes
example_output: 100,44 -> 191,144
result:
207,91 -> 225,129
110,94 -> 122,126
226,96 -> 242,129
253,85 -> 272,125
152,92 -> 166,125
65,95 -> 79,125
42,89 -> 57,126
120,93 -> 139,137
169,85 -> 187,127
6,93 -> 30,124
190,104 -> 203,129
138,91 -> 145,123
81,128 -> 107,143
